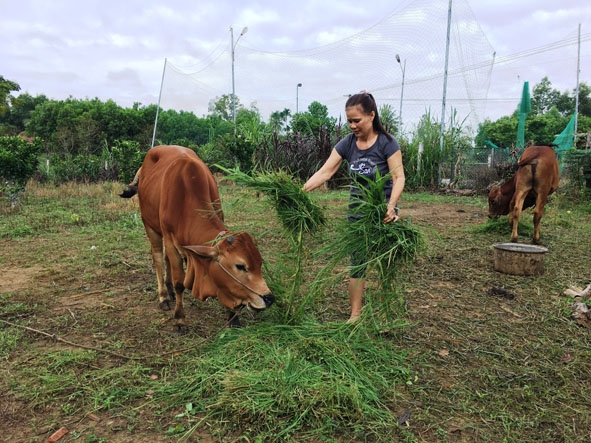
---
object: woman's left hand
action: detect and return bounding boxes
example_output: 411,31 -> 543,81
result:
383,206 -> 399,223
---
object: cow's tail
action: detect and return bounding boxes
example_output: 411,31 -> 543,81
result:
119,167 -> 141,198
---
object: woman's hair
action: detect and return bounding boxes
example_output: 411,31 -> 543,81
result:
345,91 -> 393,141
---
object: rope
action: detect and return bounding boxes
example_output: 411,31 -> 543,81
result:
215,258 -> 268,298
211,230 -> 268,298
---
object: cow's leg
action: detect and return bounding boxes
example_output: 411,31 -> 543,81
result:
164,240 -> 188,332
145,227 -> 173,310
164,255 -> 175,301
532,196 -> 548,245
509,190 -> 528,243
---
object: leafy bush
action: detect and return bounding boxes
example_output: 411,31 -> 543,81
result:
111,140 -> 145,184
0,136 -> 42,204
196,141 -> 233,172
39,153 -> 108,184
254,127 -> 347,188
562,148 -> 591,200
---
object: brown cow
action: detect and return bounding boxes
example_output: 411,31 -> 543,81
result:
488,145 -> 559,244
121,145 -> 274,330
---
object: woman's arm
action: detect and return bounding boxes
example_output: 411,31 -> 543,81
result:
384,150 -> 405,223
303,148 -> 344,191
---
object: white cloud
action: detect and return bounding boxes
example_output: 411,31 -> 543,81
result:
1,0 -> 588,126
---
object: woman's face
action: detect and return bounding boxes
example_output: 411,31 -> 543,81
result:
346,104 -> 375,139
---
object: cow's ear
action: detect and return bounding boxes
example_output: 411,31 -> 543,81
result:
184,245 -> 219,259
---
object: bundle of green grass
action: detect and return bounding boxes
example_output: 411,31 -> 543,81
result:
218,167 -> 326,236
320,173 -> 424,282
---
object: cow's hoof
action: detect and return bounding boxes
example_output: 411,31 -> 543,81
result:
175,324 -> 187,335
159,300 -> 173,311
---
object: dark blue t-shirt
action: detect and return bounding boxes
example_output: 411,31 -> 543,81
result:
335,132 -> 400,201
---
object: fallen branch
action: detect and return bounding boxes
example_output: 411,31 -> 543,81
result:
0,314 -> 239,361
0,319 -> 139,360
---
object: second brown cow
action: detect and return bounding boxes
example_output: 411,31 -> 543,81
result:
488,145 -> 559,244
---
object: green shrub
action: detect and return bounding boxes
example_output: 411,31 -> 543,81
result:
111,140 -> 145,184
0,136 -> 42,204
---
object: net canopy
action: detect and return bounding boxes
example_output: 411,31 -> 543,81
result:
158,0 -> 496,134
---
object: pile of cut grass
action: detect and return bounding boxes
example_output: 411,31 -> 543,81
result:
218,167 -> 326,236
155,320 -> 410,441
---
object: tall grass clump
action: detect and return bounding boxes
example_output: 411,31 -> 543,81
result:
217,167 -> 326,321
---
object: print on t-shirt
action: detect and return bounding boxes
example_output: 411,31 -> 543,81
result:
350,157 -> 376,180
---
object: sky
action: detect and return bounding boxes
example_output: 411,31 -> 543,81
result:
2,0 -> 590,130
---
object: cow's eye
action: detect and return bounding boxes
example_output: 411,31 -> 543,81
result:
236,264 -> 247,272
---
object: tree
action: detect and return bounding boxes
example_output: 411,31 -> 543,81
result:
0,75 -> 20,116
575,82 -> 591,118
475,115 -> 518,149
290,101 -> 337,138
208,94 -> 241,122
1,92 -> 48,135
531,77 -> 560,116
269,108 -> 291,134
378,103 -> 398,135
555,90 -> 575,117
527,108 -> 568,145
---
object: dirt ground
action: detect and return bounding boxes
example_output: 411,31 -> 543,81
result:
2,195 -> 588,442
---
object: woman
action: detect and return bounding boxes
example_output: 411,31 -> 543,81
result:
303,91 -> 405,322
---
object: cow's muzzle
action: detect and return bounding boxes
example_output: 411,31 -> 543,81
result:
262,292 -> 275,307
249,292 -> 275,312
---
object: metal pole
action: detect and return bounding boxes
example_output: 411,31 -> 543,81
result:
396,54 -> 406,133
439,0 -> 452,185
296,83 -> 302,113
151,58 -> 167,148
574,23 -> 581,146
231,26 -> 248,138
231,27 -> 236,137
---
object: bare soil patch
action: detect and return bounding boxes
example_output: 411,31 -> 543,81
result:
0,265 -> 44,293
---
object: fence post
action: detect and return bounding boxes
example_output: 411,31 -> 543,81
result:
418,142 -> 424,173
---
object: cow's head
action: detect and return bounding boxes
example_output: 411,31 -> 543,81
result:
488,185 -> 510,218
183,232 -> 275,312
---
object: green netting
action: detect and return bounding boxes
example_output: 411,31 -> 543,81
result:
516,81 -> 531,150
552,113 -> 576,152
485,82 -> 576,165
